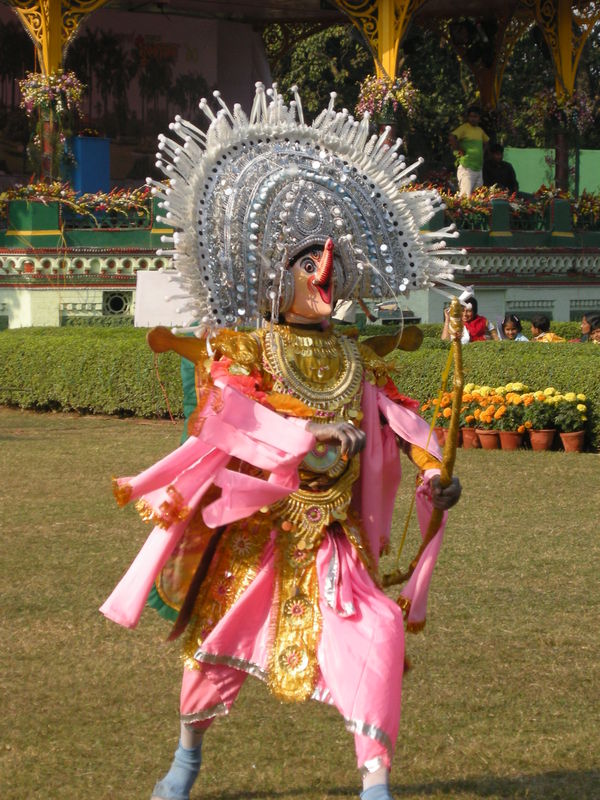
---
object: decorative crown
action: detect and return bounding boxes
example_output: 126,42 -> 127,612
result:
149,83 -> 466,330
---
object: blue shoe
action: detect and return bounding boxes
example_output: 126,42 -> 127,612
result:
360,785 -> 394,800
151,740 -> 202,800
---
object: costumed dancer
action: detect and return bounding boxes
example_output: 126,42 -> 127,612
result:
101,84 -> 468,800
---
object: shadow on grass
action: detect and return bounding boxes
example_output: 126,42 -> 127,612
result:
198,769 -> 600,800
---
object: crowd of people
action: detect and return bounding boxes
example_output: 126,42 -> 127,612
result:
441,297 -> 600,344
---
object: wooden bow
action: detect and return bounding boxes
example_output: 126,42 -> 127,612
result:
382,297 -> 464,588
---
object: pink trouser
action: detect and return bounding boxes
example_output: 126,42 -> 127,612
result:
178,534 -> 405,774
180,665 -> 392,771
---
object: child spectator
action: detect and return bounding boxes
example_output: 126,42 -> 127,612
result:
499,313 -> 528,340
530,314 -> 565,342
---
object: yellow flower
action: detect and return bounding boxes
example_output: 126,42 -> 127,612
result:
577,393 -> 586,401
544,387 -> 555,396
512,382 -> 526,391
564,392 -> 576,402
524,420 -> 533,429
581,416 -> 588,422
495,386 -> 506,395
464,383 -> 475,393
512,395 -> 522,405
577,404 -> 587,412
479,386 -> 492,396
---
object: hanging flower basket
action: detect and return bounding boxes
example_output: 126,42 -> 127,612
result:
19,70 -> 85,180
355,72 -> 420,132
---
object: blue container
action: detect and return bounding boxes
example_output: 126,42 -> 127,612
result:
69,136 -> 110,194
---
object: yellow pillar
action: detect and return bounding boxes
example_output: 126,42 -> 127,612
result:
334,0 -> 427,79
10,0 -> 109,75
520,0 -> 600,96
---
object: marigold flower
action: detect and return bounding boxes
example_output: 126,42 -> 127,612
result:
474,408 -> 481,418
544,387 -> 555,396
576,403 -> 586,412
517,425 -> 525,433
494,405 -> 506,420
466,415 -> 475,423
577,393 -> 586,401
564,392 -> 576,402
524,420 -> 533,429
443,407 -> 452,418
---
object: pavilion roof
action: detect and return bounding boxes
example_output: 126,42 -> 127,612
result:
100,0 -> 527,25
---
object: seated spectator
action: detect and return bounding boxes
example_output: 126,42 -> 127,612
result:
483,144 -> 518,194
588,314 -> 600,344
572,311 -> 600,342
499,313 -> 528,341
442,295 -> 498,342
530,314 -> 565,342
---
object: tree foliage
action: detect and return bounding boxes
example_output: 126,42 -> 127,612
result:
264,23 -> 371,116
263,17 -> 600,175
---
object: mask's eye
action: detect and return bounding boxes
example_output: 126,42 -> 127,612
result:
300,256 -> 316,274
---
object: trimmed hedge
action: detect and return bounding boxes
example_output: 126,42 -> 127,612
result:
1,327 -> 598,448
0,327 -> 183,418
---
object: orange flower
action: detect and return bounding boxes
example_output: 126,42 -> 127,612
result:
474,408 -> 481,419
494,405 -> 506,420
466,415 -> 475,423
443,407 -> 452,418
517,425 -> 525,433
524,420 -> 533,429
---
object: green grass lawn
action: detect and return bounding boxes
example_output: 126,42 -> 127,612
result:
1,408 -> 598,800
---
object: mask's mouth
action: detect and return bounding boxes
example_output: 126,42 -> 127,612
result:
310,238 -> 334,304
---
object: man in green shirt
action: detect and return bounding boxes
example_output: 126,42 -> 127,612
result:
449,105 -> 489,196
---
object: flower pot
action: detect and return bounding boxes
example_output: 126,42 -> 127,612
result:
433,427 -> 447,447
559,430 -> 585,452
528,428 -> 555,451
476,429 -> 500,450
461,427 -> 480,449
498,430 -> 524,451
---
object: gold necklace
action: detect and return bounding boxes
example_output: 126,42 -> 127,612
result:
260,325 -> 363,414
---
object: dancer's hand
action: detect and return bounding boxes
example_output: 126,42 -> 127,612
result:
306,421 -> 366,458
430,475 -> 462,509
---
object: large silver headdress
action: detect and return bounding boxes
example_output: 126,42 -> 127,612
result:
150,83 -> 466,328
